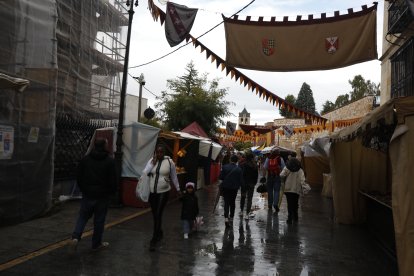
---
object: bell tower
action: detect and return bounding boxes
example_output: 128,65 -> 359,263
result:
238,107 -> 250,129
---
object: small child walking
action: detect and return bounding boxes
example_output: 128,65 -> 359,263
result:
180,182 -> 199,239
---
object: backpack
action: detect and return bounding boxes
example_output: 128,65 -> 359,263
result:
268,156 -> 281,175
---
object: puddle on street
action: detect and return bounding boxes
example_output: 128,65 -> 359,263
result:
195,243 -> 221,259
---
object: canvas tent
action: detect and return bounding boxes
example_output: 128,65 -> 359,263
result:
173,131 -> 222,160
181,121 -> 208,138
301,137 -> 331,189
90,122 -> 160,178
329,96 -> 414,276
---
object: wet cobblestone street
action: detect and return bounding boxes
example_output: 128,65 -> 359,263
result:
0,184 -> 398,275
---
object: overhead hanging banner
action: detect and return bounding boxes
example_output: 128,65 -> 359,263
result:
165,2 -> 198,47
224,3 -> 377,72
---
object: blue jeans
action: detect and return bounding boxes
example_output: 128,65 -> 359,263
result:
182,219 -> 194,234
72,196 -> 109,249
267,174 -> 281,209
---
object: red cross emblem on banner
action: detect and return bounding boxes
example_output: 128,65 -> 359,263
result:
262,38 -> 275,56
325,37 -> 338,54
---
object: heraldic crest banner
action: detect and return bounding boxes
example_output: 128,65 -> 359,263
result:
223,3 -> 377,72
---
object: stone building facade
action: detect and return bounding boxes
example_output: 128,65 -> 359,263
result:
273,96 -> 376,152
322,96 -> 375,121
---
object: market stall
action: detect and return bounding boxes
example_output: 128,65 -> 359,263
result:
300,137 -> 331,189
329,96 -> 414,275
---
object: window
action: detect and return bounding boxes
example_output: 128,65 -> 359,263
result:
390,37 -> 414,98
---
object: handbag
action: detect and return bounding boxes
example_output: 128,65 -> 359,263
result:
256,183 -> 267,193
135,174 -> 150,202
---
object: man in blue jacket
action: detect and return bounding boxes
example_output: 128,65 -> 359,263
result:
69,138 -> 116,252
219,155 -> 244,228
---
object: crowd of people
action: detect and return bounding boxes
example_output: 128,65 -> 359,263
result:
69,139 -> 307,253
219,148 -> 306,228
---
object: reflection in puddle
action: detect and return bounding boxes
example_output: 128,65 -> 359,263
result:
300,265 -> 309,275
195,243 -> 220,259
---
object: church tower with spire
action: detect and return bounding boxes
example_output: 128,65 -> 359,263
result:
238,107 -> 250,129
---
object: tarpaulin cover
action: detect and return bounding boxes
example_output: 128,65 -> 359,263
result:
0,0 -> 57,225
0,0 -> 128,225
91,122 -> 160,179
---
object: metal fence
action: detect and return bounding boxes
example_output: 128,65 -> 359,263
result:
54,113 -> 114,181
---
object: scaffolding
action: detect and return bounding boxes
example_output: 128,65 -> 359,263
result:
56,0 -> 128,118
0,0 -> 128,118
0,0 -> 128,224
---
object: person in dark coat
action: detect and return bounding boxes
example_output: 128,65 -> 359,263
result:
180,182 -> 199,239
69,138 -> 116,251
219,155 -> 244,228
240,152 -> 259,219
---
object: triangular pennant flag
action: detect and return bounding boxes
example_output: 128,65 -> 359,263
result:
165,2 -> 198,47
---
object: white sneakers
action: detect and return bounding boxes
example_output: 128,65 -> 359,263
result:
184,233 -> 189,239
92,242 -> 109,251
68,238 -> 78,253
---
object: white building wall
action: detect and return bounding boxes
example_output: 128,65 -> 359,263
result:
125,94 -> 148,124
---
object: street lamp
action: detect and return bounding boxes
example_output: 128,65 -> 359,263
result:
114,0 -> 138,206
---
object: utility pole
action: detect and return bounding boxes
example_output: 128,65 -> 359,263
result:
133,73 -> 145,122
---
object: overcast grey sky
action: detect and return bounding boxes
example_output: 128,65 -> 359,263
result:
127,0 -> 385,126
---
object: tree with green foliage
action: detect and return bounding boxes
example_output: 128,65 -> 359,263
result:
138,117 -> 164,129
334,94 -> 350,108
295,82 -> 316,114
155,61 -> 233,135
349,75 -> 380,101
321,100 -> 335,114
233,141 -> 253,151
279,94 -> 297,118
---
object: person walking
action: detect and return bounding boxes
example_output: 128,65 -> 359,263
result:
219,155 -> 244,228
143,144 -> 181,251
180,182 -> 199,239
280,157 -> 306,224
239,152 -> 259,219
69,138 -> 116,252
263,149 -> 285,213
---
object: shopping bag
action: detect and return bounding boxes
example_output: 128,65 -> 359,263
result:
193,216 -> 204,231
301,183 -> 311,195
135,174 -> 150,202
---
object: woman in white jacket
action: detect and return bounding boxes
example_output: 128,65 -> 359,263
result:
143,144 -> 181,251
279,157 -> 306,225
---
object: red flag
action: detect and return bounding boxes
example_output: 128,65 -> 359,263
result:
165,2 -> 198,47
